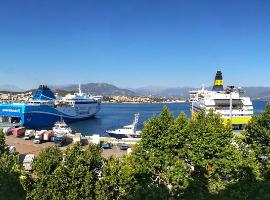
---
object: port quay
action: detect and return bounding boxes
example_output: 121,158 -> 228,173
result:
0,85 -> 142,158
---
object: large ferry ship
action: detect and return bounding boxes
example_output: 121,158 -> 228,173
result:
0,85 -> 101,127
189,71 -> 254,130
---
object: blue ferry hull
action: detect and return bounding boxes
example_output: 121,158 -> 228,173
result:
0,103 -> 99,128
23,111 -> 96,128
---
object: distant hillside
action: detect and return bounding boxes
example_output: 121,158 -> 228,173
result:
2,83 -> 270,99
59,83 -> 136,97
0,83 -> 136,97
132,86 -> 195,98
243,87 -> 270,99
132,86 -> 270,99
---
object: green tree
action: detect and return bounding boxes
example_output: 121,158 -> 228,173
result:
129,108 -> 262,199
27,143 -> 102,200
184,110 -> 243,195
140,106 -> 174,151
0,128 -> 7,154
129,107 -> 192,199
243,104 -> 270,177
0,129 -> 25,200
96,157 -> 136,200
33,145 -> 62,176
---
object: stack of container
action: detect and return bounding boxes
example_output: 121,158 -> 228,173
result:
43,130 -> 54,141
12,127 -> 26,137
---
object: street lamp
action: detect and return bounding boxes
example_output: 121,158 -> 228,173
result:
226,86 -> 234,121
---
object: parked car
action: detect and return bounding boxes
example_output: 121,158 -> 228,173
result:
118,143 -> 129,150
101,142 -> 111,149
54,136 -> 66,147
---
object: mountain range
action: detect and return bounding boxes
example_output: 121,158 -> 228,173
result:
57,83 -> 136,96
1,83 -> 270,99
132,86 -> 270,99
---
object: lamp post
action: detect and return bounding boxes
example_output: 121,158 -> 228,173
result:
227,86 -> 234,121
191,100 -> 194,119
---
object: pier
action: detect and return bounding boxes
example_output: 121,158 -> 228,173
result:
5,132 -> 139,158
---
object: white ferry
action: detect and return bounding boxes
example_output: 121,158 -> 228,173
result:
190,71 -> 254,130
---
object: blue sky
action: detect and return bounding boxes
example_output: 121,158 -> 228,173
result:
0,0 -> 270,89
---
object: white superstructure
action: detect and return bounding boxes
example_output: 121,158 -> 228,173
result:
190,71 -> 254,129
106,113 -> 142,139
53,120 -> 72,135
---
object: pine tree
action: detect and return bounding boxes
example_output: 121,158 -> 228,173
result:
0,129 -> 6,154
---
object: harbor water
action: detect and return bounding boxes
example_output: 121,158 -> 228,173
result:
69,100 -> 269,135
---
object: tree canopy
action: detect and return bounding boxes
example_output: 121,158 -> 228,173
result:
26,143 -> 102,200
0,129 -> 25,200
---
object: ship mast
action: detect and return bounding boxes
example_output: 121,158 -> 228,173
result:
78,84 -> 82,95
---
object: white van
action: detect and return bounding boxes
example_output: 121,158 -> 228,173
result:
24,130 -> 35,140
23,154 -> 35,171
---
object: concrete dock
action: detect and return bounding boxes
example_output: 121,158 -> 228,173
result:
4,134 -> 138,158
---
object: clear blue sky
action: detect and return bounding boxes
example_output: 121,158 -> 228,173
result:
0,0 -> 270,89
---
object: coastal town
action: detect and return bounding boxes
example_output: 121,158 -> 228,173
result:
0,90 -> 187,104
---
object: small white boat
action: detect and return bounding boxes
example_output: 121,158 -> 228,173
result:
53,120 -> 72,135
106,113 -> 141,139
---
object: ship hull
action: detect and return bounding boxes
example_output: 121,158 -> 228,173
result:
23,112 -> 98,127
190,107 -> 252,126
0,102 -> 101,128
107,132 -> 140,139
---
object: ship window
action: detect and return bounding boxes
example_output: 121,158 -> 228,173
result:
11,117 -> 20,123
214,99 -> 243,109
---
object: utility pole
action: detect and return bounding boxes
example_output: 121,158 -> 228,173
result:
191,101 -> 194,119
228,86 -> 234,121
229,92 -> 232,120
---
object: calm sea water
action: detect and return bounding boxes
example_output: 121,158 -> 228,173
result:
69,100 -> 269,135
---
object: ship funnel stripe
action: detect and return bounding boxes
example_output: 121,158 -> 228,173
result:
212,71 -> 224,91
214,80 -> 223,86
32,86 -> 56,101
